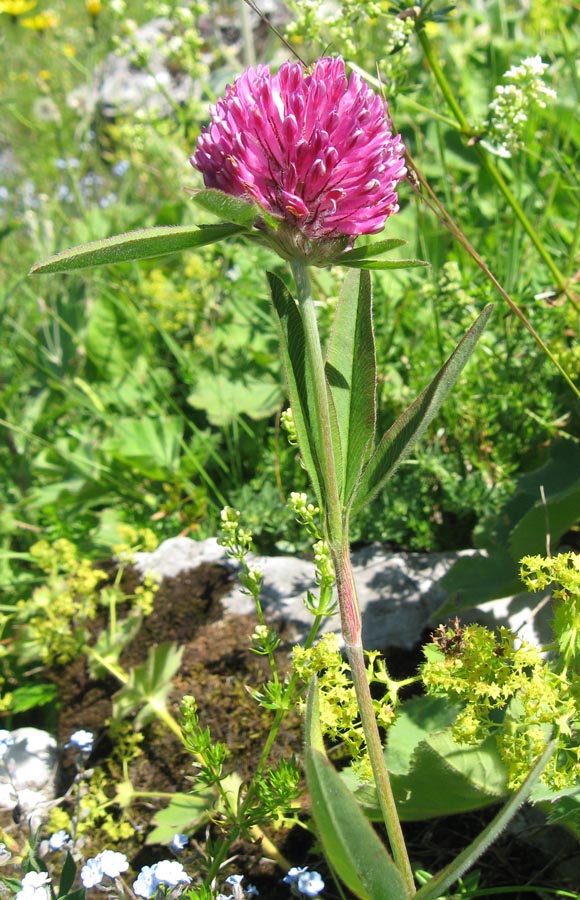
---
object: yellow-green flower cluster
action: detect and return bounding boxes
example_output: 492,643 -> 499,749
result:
293,634 -> 395,780
15,539 -> 107,665
14,531 -> 160,667
422,553 -> 580,791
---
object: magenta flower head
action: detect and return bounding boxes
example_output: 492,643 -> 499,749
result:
191,57 -> 406,265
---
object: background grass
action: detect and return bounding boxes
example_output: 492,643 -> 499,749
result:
1,0 -> 578,582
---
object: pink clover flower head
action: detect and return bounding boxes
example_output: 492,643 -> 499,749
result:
191,57 -> 406,264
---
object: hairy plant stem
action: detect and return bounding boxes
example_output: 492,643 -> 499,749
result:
416,27 -> 576,304
291,260 -> 416,897
333,542 -> 416,897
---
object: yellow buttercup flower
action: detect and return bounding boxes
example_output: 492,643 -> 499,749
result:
86,0 -> 102,14
0,0 -> 37,16
21,8 -> 58,29
63,43 -> 76,58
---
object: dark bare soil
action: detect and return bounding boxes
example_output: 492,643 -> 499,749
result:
12,561 -> 580,898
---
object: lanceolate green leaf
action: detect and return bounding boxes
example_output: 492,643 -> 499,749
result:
325,269 -> 376,505
59,852 -> 77,897
339,238 -> 407,262
29,223 -> 246,274
341,258 -> 429,270
350,304 -> 494,517
189,188 -> 260,227
414,741 -> 555,900
268,272 -> 323,507
305,679 -> 408,900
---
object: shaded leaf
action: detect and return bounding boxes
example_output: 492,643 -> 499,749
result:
436,549 -> 524,617
60,891 -> 86,900
85,295 -> 145,380
414,742 -> 555,900
438,441 -> 580,614
509,481 -> 580,561
10,682 -> 57,713
146,792 -> 214,845
345,697 -> 507,821
59,852 -> 77,897
102,416 -> 183,480
29,223 -> 246,274
350,305 -> 493,517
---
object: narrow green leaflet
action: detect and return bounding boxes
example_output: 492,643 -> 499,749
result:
189,188 -> 261,227
29,223 -> 246,274
341,258 -> 429,270
305,679 -> 408,900
339,238 -> 407,262
350,304 -> 494,517
326,377 -> 345,504
9,682 -> 57,712
414,742 -> 555,900
268,272 -> 323,507
325,269 -> 376,505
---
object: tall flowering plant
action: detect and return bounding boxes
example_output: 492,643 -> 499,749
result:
31,57 -> 552,900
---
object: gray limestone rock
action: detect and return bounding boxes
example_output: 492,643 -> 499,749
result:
0,728 -> 59,830
67,19 -> 196,120
134,537 -> 488,650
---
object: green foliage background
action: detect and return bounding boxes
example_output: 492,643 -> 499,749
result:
1,0 -> 578,577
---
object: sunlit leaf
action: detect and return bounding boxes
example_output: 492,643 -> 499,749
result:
188,188 -> 260,226
268,271 -> 323,507
305,679 -> 408,900
29,223 -> 246,274
325,269 -> 376,505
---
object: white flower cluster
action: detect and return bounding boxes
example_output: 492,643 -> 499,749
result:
483,55 -> 556,157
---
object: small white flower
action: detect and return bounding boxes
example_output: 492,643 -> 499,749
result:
67,730 -> 94,754
99,849 -> 129,878
133,865 -> 158,898
152,859 -> 191,886
80,857 -> 103,888
484,54 -> 556,156
16,871 -> 52,900
48,830 -> 70,851
297,870 -> 325,897
170,832 -> 188,852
